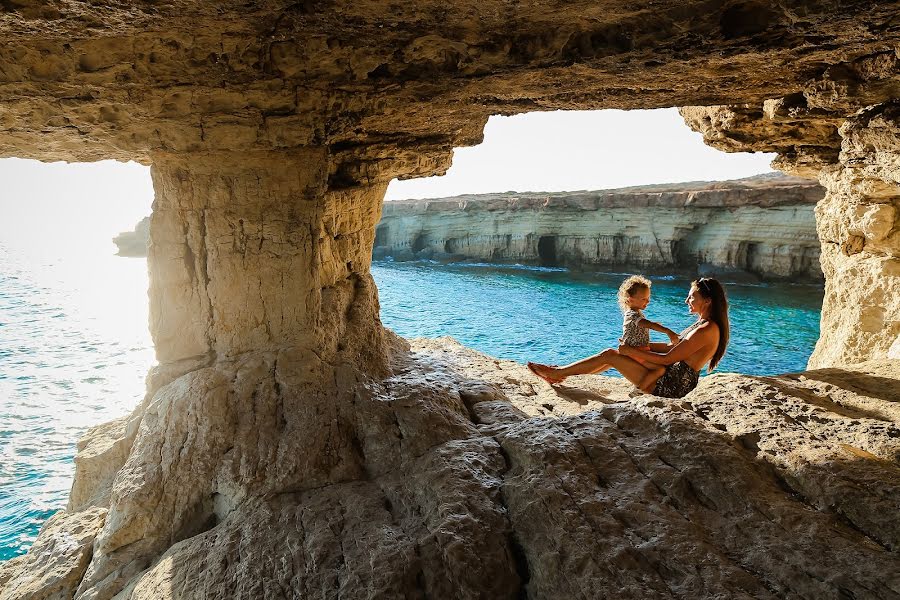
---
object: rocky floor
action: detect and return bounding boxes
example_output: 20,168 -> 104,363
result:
2,337 -> 899,599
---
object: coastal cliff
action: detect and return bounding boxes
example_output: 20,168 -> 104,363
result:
114,174 -> 825,281
112,217 -> 149,257
376,173 -> 824,280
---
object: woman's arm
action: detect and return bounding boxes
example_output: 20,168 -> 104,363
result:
621,322 -> 717,366
639,318 -> 681,344
648,342 -> 673,352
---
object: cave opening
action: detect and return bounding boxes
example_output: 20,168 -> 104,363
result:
374,223 -> 389,247
375,108 -> 828,376
0,158 -> 155,561
411,232 -> 428,253
537,235 -> 558,266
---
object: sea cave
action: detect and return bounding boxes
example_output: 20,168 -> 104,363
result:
0,2 -> 898,598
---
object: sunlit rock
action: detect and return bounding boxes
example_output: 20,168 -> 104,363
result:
0,507 -> 106,600
12,337 -> 900,599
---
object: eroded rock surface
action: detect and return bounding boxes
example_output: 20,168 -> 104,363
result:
5,338 -> 899,599
0,507 -> 107,600
0,2 -> 896,170
375,173 -> 824,280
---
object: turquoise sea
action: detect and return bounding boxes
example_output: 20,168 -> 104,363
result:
0,250 -> 823,560
375,261 -> 823,374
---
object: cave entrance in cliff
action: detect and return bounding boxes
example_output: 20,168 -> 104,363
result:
374,223 -> 389,247
537,235 -> 558,266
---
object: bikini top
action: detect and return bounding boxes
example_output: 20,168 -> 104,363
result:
679,318 -> 707,340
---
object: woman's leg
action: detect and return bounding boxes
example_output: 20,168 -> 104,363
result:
529,350 -> 612,383
530,349 -> 653,387
554,349 -> 618,377
638,365 -> 666,393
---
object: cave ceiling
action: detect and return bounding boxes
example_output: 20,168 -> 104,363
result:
0,1 -> 897,181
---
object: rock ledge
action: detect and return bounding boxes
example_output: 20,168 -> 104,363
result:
3,337 -> 898,599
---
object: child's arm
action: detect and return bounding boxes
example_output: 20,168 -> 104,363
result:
638,318 -> 680,344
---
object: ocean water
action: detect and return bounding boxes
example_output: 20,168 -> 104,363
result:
0,252 -> 823,561
374,261 -> 824,375
0,243 -> 154,560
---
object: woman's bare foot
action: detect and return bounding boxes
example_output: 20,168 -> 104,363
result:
527,362 -> 565,385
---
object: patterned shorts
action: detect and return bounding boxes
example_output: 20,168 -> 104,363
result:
653,361 -> 700,398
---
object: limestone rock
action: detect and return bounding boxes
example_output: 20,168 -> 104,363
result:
112,217 -> 149,258
68,414 -> 139,512
146,151 -> 387,367
0,507 -> 106,600
0,2 -> 896,174
2,4 -> 900,599
681,53 -> 900,367
5,338 -> 899,599
374,174 -> 824,280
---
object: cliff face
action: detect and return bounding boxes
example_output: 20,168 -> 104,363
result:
112,217 -> 149,257
375,174 -> 824,280
114,175 -> 825,281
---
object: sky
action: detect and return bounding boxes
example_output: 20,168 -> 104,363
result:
384,108 -> 775,199
0,107 -> 775,254
0,158 -> 152,259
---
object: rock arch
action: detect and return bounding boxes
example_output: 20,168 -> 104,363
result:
1,3 -> 898,599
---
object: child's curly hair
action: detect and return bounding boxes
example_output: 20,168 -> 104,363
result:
617,275 -> 651,312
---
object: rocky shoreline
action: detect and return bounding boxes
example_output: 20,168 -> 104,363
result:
375,173 -> 825,281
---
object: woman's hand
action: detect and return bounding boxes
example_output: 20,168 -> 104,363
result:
617,345 -> 633,356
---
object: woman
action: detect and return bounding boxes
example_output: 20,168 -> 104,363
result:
528,278 -> 729,399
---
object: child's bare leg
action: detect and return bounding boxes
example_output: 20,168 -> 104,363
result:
638,366 -> 666,393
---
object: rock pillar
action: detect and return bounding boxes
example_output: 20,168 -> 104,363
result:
808,107 -> 900,368
63,151 -> 393,599
148,150 -> 388,374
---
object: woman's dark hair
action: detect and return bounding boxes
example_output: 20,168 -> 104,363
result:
693,277 -> 729,371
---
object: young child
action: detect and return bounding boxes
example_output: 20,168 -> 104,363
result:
615,275 -> 680,391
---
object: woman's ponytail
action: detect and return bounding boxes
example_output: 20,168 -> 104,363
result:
693,278 -> 730,371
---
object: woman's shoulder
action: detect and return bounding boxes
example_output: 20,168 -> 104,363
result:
696,319 -> 720,338
684,319 -> 719,339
